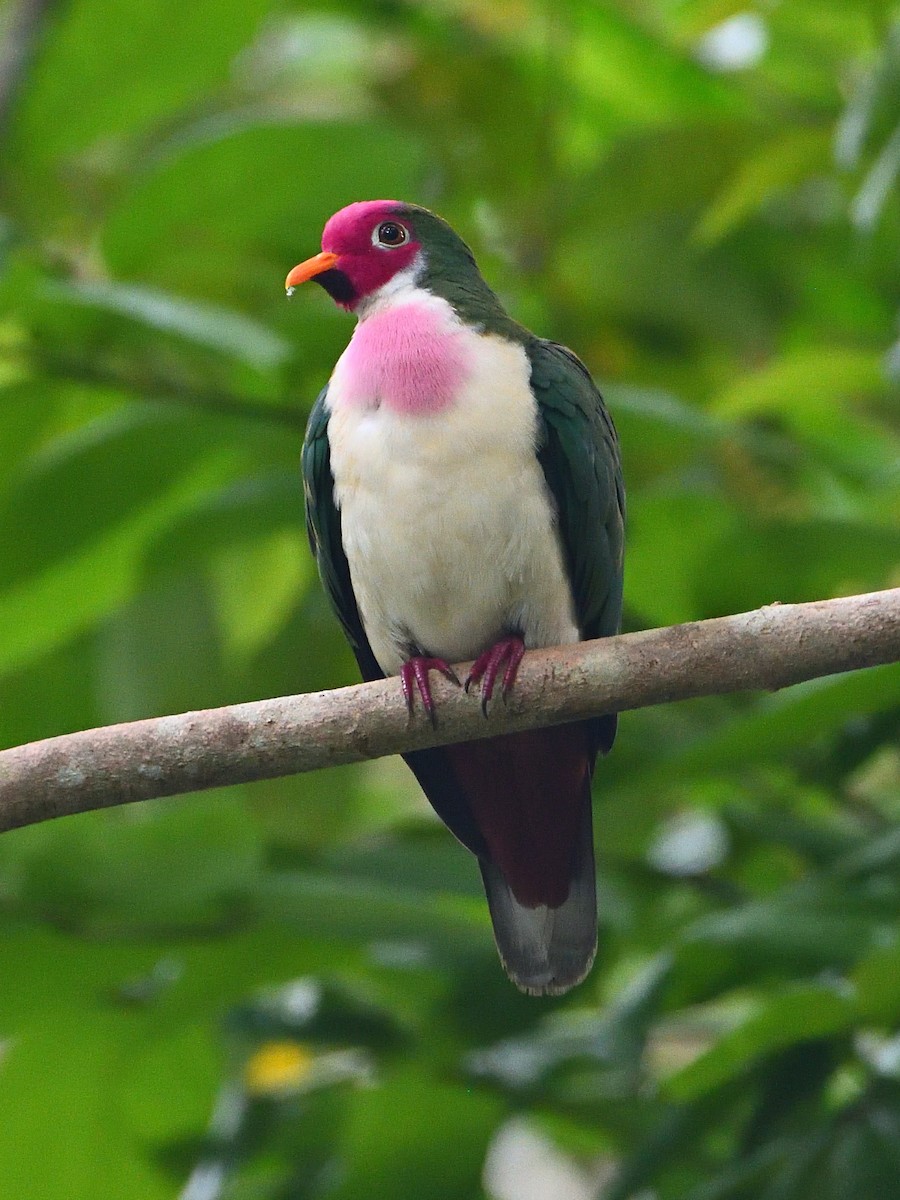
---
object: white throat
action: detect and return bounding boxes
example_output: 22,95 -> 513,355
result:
354,254 -> 427,321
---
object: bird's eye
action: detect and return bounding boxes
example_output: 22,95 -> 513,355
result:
375,221 -> 408,247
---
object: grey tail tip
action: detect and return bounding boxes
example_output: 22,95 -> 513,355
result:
479,797 -> 598,997
503,943 -> 598,998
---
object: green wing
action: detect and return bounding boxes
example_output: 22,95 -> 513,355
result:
301,386 -> 383,682
528,339 -> 625,642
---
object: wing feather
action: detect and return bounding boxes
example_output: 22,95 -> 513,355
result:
301,386 -> 382,683
528,339 -> 625,754
528,339 -> 625,642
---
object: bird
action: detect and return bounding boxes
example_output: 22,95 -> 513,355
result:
286,201 -> 624,995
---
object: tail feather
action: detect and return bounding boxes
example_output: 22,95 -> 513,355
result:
479,797 -> 597,996
420,722 -> 600,995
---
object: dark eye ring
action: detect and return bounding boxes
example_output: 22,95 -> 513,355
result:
376,221 -> 408,247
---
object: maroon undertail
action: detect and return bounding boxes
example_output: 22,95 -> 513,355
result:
444,723 -> 593,909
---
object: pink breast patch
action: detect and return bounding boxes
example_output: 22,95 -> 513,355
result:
338,300 -> 471,415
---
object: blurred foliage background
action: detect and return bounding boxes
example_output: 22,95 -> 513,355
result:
0,0 -> 899,1197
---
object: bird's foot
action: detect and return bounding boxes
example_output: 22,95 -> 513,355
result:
400,657 -> 461,727
465,635 -> 525,715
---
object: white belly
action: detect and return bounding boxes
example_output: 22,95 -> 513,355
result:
326,324 -> 579,675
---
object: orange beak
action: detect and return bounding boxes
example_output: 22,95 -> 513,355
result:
285,251 -> 339,294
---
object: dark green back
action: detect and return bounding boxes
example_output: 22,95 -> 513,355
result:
526,338 -> 625,643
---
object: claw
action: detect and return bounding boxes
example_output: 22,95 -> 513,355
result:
400,657 -> 461,727
465,635 -> 525,715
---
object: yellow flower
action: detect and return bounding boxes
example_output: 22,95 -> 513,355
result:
244,1041 -> 314,1097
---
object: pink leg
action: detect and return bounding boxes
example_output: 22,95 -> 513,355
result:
465,634 -> 525,715
400,657 -> 461,727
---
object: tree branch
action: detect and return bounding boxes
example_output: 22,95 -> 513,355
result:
1,590 -> 897,833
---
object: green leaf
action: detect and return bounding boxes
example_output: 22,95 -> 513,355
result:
666,665 -> 900,775
570,6 -> 742,122
256,870 -> 490,958
852,120 -> 900,232
326,1067 -> 503,1200
808,1091 -> 900,1200
695,129 -> 830,244
0,403 -> 242,586
93,572 -> 224,719
143,470 -> 301,577
714,348 -> 890,420
101,121 -> 427,308
0,379 -> 56,475
210,528 -> 311,666
45,279 -> 289,370
853,945 -> 900,1023
118,1024 -> 222,1147
663,985 -> 855,1101
683,896 -> 886,965
5,0 -> 276,226
0,1012 -> 175,1200
6,790 -> 262,933
0,443 -> 235,677
695,519 -> 900,615
625,488 -> 736,625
